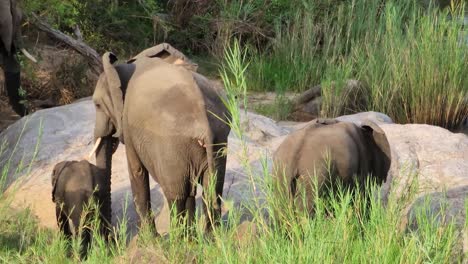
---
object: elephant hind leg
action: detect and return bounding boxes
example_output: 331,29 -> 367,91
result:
294,175 -> 316,216
56,206 -> 72,239
185,196 -> 196,226
166,195 -> 192,228
202,172 -> 222,231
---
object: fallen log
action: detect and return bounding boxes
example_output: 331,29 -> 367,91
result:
29,13 -> 103,73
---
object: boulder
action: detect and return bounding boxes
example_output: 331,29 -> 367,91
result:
379,124 -> 468,231
380,124 -> 468,202
336,111 -> 393,126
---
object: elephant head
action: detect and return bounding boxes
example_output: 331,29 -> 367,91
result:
93,52 -> 123,140
360,120 -> 391,184
92,52 -> 133,227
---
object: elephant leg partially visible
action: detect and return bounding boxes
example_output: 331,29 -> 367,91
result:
56,206 -> 72,239
202,146 -> 225,231
294,174 -> 316,216
125,143 -> 156,234
166,196 -> 191,227
185,196 -> 196,226
66,204 -> 90,258
1,45 -> 25,116
208,143 -> 227,229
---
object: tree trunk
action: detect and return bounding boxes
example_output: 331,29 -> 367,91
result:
29,13 -> 103,74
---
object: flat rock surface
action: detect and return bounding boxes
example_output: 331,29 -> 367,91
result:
1,98 -> 467,237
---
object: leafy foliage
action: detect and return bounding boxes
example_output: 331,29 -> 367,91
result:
23,0 -> 161,56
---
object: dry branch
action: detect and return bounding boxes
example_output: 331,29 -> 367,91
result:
29,13 -> 103,73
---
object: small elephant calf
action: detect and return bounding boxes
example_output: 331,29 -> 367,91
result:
273,119 -> 391,214
51,160 -> 111,257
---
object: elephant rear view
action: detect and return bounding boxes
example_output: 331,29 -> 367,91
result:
92,50 -> 230,234
51,160 -> 111,259
273,119 -> 391,215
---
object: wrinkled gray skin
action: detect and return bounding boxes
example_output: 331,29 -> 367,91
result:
92,48 -> 230,234
0,0 -> 25,116
51,160 -> 113,259
273,119 -> 391,214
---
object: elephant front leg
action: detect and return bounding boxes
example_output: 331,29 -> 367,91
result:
125,144 -> 156,235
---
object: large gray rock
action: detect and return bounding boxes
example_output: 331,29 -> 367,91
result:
336,111 -> 393,126
379,124 -> 468,231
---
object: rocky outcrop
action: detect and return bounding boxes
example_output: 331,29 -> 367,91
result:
379,124 -> 468,230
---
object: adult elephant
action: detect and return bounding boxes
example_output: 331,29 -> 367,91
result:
273,118 -> 391,215
91,47 -> 230,234
0,0 -> 35,116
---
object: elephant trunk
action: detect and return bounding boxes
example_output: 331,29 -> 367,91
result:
203,130 -> 219,229
95,135 -> 114,238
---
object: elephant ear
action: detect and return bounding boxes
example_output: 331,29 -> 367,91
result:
51,161 -> 70,203
361,120 -> 391,181
102,52 -> 124,138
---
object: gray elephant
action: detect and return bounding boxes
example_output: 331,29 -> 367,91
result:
0,0 -> 25,115
91,44 -> 231,234
51,159 -> 114,258
273,118 -> 391,214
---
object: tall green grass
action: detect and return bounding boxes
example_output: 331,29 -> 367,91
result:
248,0 -> 467,128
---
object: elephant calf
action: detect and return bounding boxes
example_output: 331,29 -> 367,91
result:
273,119 -> 391,214
51,160 -> 111,258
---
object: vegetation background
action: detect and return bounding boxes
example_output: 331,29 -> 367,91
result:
17,0 -> 467,129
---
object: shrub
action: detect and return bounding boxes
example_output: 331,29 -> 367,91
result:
23,0 -> 162,56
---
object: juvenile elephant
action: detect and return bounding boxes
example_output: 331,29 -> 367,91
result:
51,160 -> 112,258
273,119 -> 391,214
91,46 -> 230,234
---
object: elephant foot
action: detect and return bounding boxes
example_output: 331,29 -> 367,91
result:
4,71 -> 26,116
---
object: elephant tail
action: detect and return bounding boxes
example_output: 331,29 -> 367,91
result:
205,132 -> 216,186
